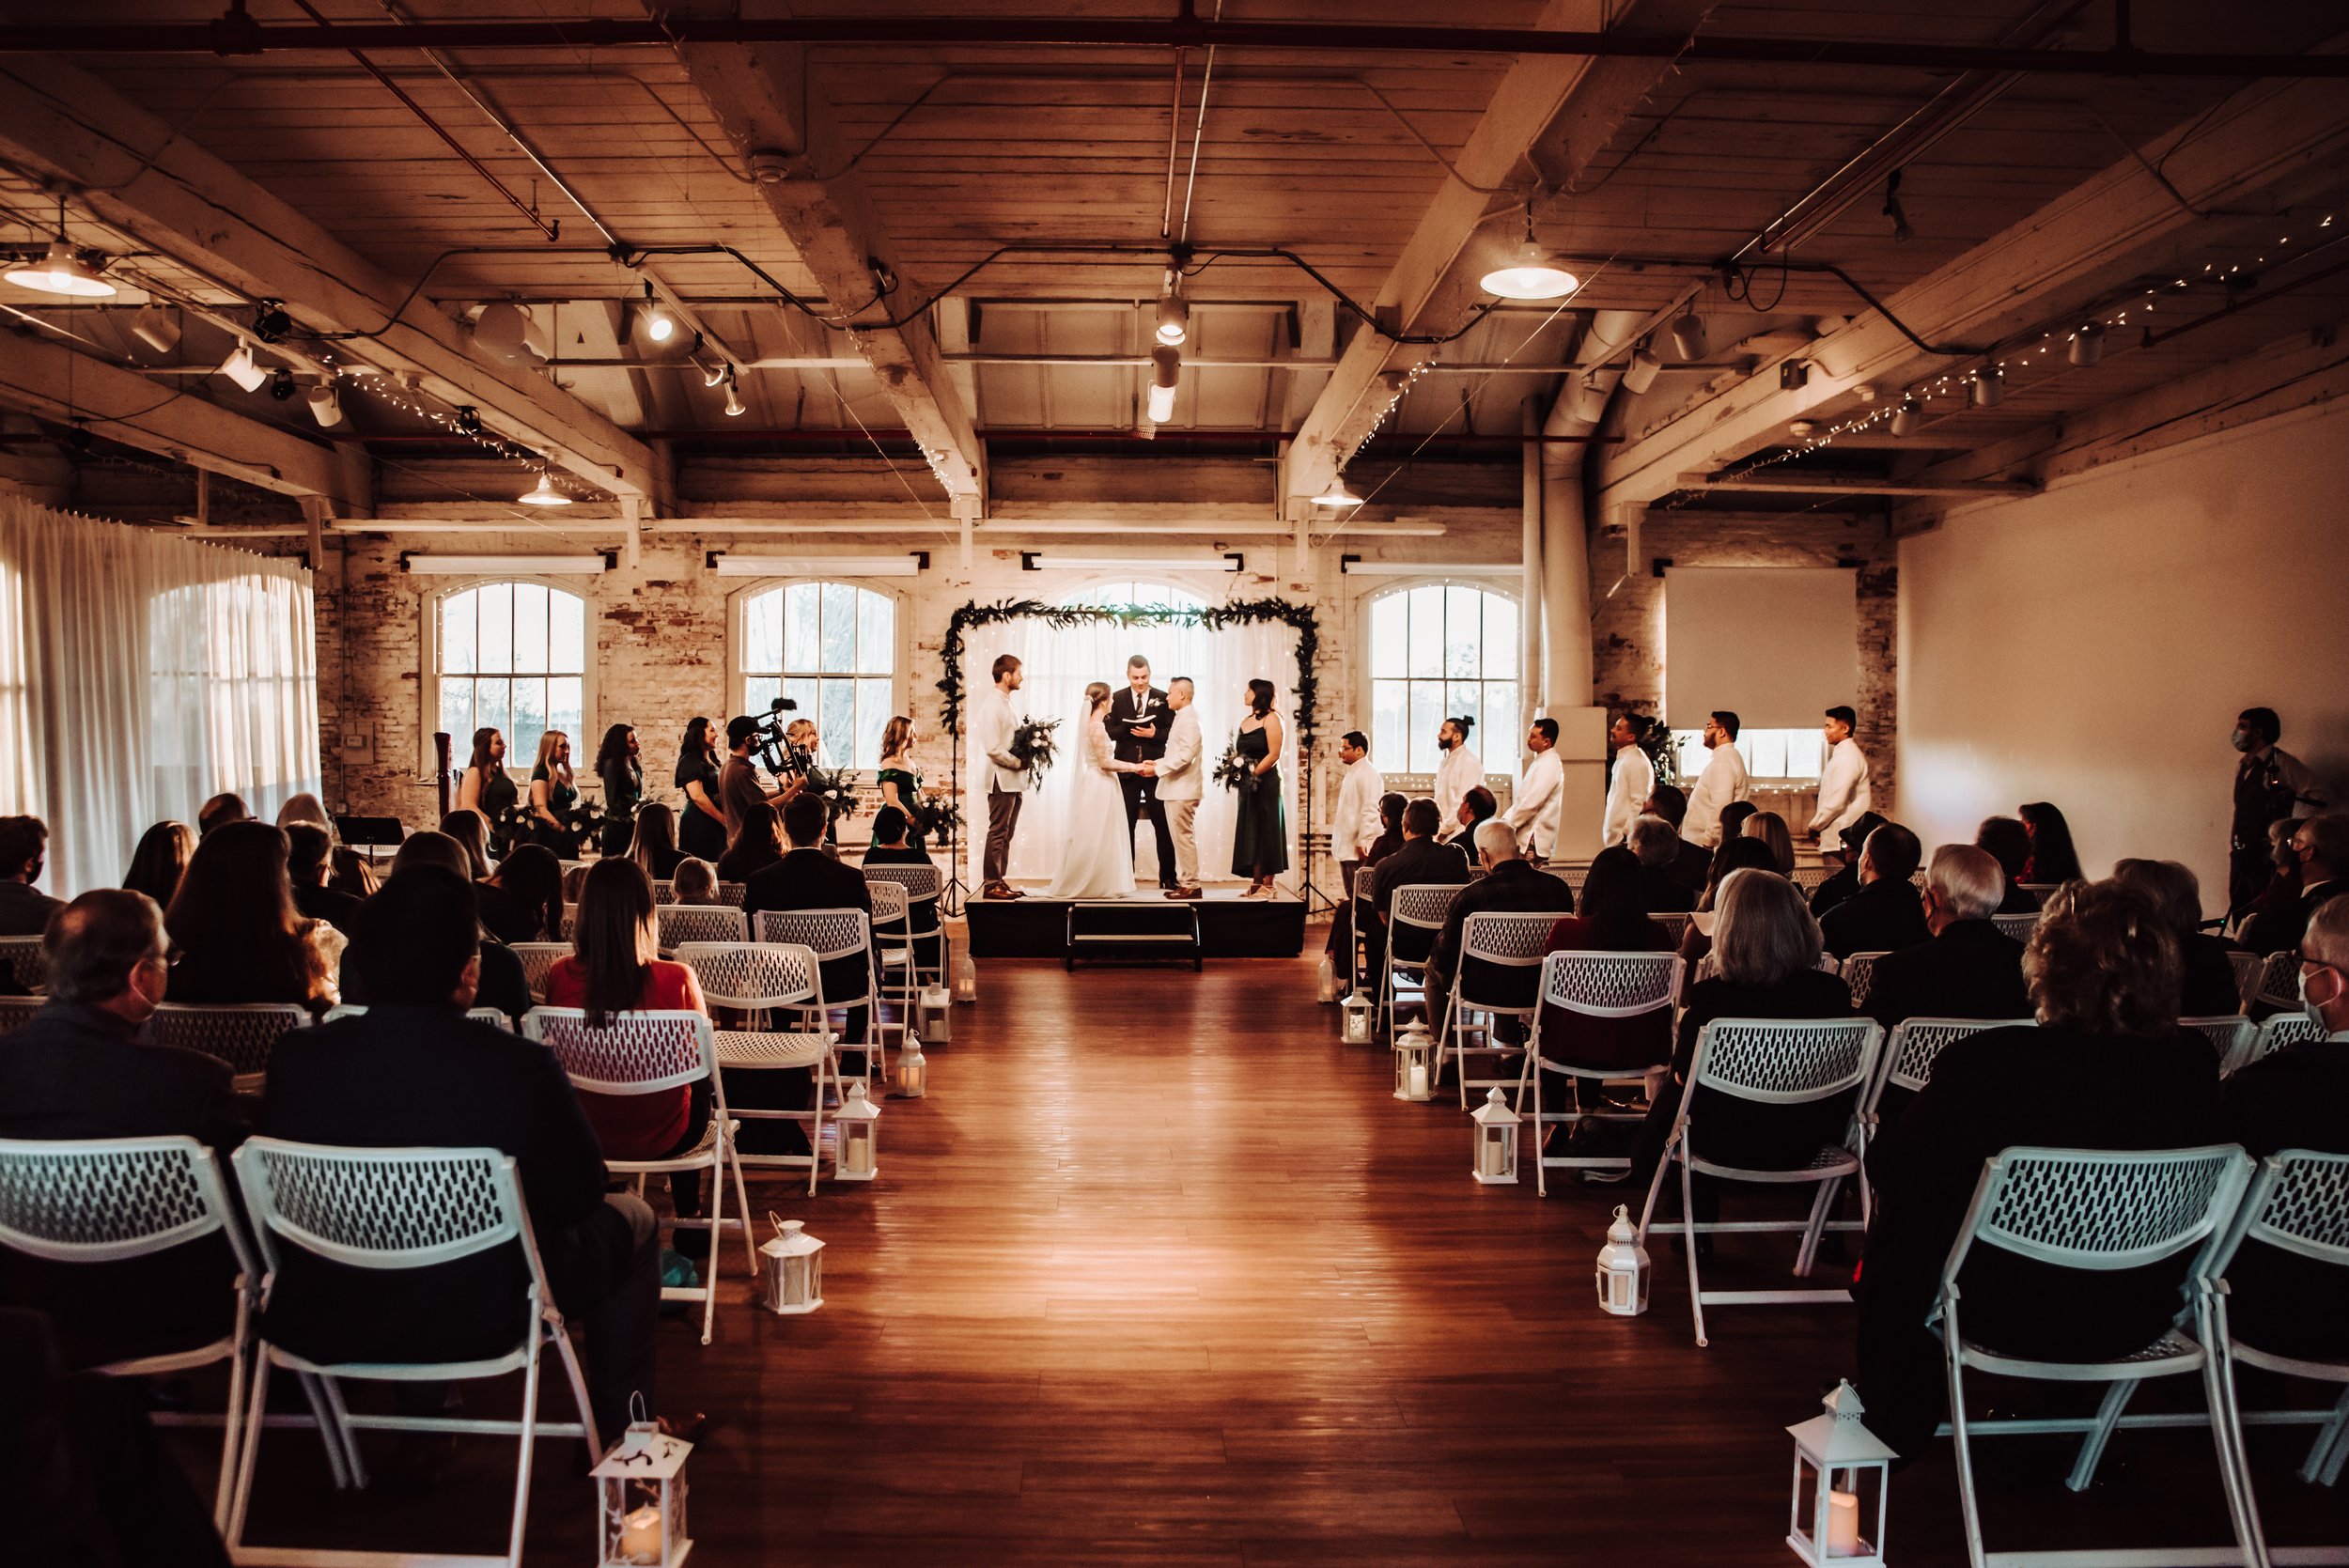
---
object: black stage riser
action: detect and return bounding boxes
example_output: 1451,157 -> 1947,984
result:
966,898 -> 1307,959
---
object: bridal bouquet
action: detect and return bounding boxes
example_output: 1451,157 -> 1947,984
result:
909,790 -> 962,844
494,795 -> 611,851
1213,744 -> 1258,796
1009,717 -> 1060,785
796,762 -> 862,830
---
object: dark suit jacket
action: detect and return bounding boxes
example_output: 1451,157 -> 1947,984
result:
1636,865 -> 1696,914
1809,863 -> 1859,919
293,881 -> 366,938
1425,860 -> 1575,1005
1667,837 -> 1711,896
1366,836 -> 1470,926
743,847 -> 878,1013
258,1006 -> 612,1367
0,879 -> 64,936
0,1001 -> 247,1367
341,927 -> 532,1022
2242,878 -> 2345,958
1866,919 -> 2030,1030
1996,879 -> 2041,915
2180,933 -> 2246,1017
2220,1040 -> 2349,1358
1103,685 -> 1170,765
1819,877 -> 1931,960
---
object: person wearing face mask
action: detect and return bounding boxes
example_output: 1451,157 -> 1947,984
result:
2241,814 -> 2349,958
2230,706 -> 2326,918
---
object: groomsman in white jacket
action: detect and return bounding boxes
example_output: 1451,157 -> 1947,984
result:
1432,716 -> 1483,828
1330,730 -> 1385,893
1806,704 -> 1874,852
1152,677 -> 1206,899
1682,709 -> 1751,847
1502,717 -> 1564,862
1601,712 -> 1657,847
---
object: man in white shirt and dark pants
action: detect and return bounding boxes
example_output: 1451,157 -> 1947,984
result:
1330,730 -> 1384,896
1432,716 -> 1482,828
1503,717 -> 1564,862
1683,709 -> 1750,848
1152,677 -> 1206,899
972,653 -> 1030,899
1601,712 -> 1656,848
1807,704 -> 1874,853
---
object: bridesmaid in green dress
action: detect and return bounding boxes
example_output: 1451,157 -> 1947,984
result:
594,722 -> 643,858
874,714 -> 927,850
526,730 -> 580,857
1231,679 -> 1288,898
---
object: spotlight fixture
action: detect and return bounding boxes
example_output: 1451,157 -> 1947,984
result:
253,301 -> 293,344
455,406 -> 483,436
2068,323 -> 2106,367
3,199 -> 115,297
1146,345 -> 1180,424
698,357 -> 729,389
1788,420 -> 1815,440
63,418 -> 93,451
1889,395 -> 1919,437
642,282 -> 676,344
1882,169 -> 1913,242
307,382 -> 342,427
721,364 -> 746,418
216,340 -> 268,393
1155,287 -> 1189,348
518,470 -> 573,506
1570,371 -> 1609,425
1478,198 -> 1580,302
129,305 -> 179,354
269,367 -> 297,401
1670,311 -> 1706,361
1970,365 -> 2004,408
1312,474 -> 1364,511
1621,342 -> 1661,396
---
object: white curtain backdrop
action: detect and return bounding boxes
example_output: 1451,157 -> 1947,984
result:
961,614 -> 1300,890
0,497 -> 321,896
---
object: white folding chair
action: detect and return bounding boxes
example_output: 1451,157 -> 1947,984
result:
1438,910 -> 1568,1108
863,878 -> 917,1038
1990,912 -> 2041,942
2206,1149 -> 2349,1546
0,995 -> 41,1035
864,862 -> 948,1001
2229,949 -> 2269,1012
715,880 -> 748,908
1528,951 -> 1681,1193
1861,1017 -> 2032,1145
650,878 -> 677,905
1377,884 -> 1461,1037
756,908 -> 882,1085
2184,1013 -> 2256,1065
0,1135 -> 262,1529
653,903 -> 748,955
1931,1143 -> 2256,1568
321,1003 -> 512,1030
2224,1012 -> 2337,1079
507,940 -> 568,1002
674,941 -> 833,1195
521,1007 -> 749,1346
1790,865 -> 1834,893
226,1140 -> 599,1567
2255,949 -> 2306,1014
1652,911 -> 1694,947
148,1001 -> 311,1094
1838,951 -> 1890,1011
0,933 -> 47,992
1635,1017 -> 1884,1347
558,901 -> 579,939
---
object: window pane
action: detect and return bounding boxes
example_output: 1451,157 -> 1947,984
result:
475,584 -> 512,675
475,681 -> 511,748
1672,730 -> 1708,780
784,583 -> 820,671
744,675 -> 780,717
785,677 -> 819,737
1748,729 -> 1786,778
855,677 -> 892,768
438,677 -> 471,743
1370,592 -> 1407,677
1408,680 -> 1443,774
816,582 -> 855,673
549,587 -> 584,674
1407,586 -> 1442,678
512,678 -> 548,753
443,590 -> 476,675
1446,682 -> 1483,750
548,677 -> 583,744
1484,594 -> 1518,679
1444,586 -> 1482,678
1372,678 -> 1408,771
817,676 -> 854,764
511,582 -> 550,675
1783,729 -> 1825,779
856,590 -> 894,675
744,589 -> 783,675
1483,682 -> 1517,753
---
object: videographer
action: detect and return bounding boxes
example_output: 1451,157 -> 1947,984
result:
720,713 -> 800,840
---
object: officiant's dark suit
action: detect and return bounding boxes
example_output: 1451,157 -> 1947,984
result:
1105,679 -> 1179,889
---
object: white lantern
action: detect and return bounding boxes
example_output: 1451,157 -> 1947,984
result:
1315,953 -> 1340,1004
593,1413 -> 692,1566
1470,1086 -> 1519,1185
1392,1018 -> 1435,1102
835,1079 -> 881,1181
1595,1203 -> 1649,1316
759,1214 -> 825,1315
951,951 -> 978,1003
919,981 -> 953,1042
1340,989 -> 1375,1045
893,1034 -> 928,1098
1786,1381 -> 1895,1566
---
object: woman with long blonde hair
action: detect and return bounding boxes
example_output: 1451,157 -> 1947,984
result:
526,730 -> 578,856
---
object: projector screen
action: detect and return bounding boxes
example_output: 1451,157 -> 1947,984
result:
1664,567 -> 1858,729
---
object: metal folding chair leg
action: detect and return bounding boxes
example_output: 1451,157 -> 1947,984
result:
2067,1376 -> 2139,1492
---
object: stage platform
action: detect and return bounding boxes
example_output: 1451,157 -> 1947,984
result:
965,890 -> 1308,960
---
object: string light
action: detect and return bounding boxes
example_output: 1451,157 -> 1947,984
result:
316,350 -> 609,505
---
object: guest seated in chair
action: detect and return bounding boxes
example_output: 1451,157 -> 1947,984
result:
262,867 -> 674,1440
285,822 -> 366,939
1865,844 -> 2029,1035
863,806 -> 942,974
338,833 -> 534,1023
1641,784 -> 1713,900
670,857 -> 721,905
1326,792 -> 1406,971
1541,846 -> 1674,1129
0,891 -> 246,1369
1817,822 -> 1929,960
474,842 -> 564,947
738,792 -> 876,1147
1974,816 -> 2041,914
2113,857 -> 2244,1017
1361,798 -> 1471,995
1854,877 -> 2218,1460
1422,820 -> 1572,1047
0,815 -> 65,937
1627,815 -> 1696,914
163,820 -> 338,1012
1806,811 -> 1890,921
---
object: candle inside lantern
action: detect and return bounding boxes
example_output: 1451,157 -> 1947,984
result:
1479,1132 -> 1505,1178
1825,1488 -> 1861,1556
1408,1061 -> 1428,1098
617,1502 -> 663,1563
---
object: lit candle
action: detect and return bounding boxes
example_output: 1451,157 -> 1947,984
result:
617,1502 -> 664,1563
1825,1488 -> 1861,1556
1407,1061 -> 1428,1098
1480,1134 -> 1504,1178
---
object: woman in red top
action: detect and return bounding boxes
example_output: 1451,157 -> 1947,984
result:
545,859 -> 713,1236
1540,846 -> 1676,1138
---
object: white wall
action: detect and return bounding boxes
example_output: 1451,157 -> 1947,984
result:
1899,403 -> 2349,915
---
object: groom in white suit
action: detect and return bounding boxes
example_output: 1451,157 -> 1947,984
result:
1150,676 -> 1206,899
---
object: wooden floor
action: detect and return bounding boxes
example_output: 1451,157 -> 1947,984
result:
219,955 -> 2344,1563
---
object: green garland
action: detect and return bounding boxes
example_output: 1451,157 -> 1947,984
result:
936,597 -> 1322,737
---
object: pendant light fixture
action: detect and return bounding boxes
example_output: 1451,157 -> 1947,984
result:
4,197 -> 115,297
1313,473 -> 1364,511
1155,267 -> 1189,347
1479,197 -> 1579,302
1146,345 -> 1181,424
519,469 -> 573,506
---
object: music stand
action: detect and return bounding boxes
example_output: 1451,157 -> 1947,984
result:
334,814 -> 405,871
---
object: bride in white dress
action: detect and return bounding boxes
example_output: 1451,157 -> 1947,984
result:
1046,680 -> 1141,899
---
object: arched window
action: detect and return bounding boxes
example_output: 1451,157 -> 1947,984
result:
739,581 -> 898,768
1058,581 -> 1206,611
1367,582 -> 1519,774
435,581 -> 587,753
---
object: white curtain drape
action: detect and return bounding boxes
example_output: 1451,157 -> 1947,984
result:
960,614 -> 1300,890
0,497 -> 320,896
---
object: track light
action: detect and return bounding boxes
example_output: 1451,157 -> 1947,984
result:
1970,365 -> 2005,408
721,365 -> 746,418
269,366 -> 297,401
643,281 -> 677,344
1312,474 -> 1364,511
1670,311 -> 1706,361
1621,343 -> 1661,395
253,301 -> 293,344
1146,345 -> 1180,424
2068,323 -> 2106,367
216,340 -> 268,393
1570,370 -> 1609,424
129,305 -> 179,354
1155,288 -> 1189,348
519,470 -> 573,506
699,357 -> 729,389
455,406 -> 483,436
1479,198 -> 1580,301
307,382 -> 341,427
1889,395 -> 1918,437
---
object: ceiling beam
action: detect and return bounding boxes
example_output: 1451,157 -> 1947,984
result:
0,57 -> 659,501
665,17 -> 986,509
1282,0 -> 1716,515
1597,67 -> 2349,519
0,331 -> 371,510
1676,471 -> 2038,498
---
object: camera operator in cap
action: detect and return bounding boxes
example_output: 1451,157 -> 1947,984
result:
721,713 -> 801,840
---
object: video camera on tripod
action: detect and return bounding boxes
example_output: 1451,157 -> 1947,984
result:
744,696 -> 814,781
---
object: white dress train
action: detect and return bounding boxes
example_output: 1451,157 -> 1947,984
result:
1046,714 -> 1137,899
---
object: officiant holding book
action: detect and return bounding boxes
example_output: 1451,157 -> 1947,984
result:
1106,654 -> 1180,891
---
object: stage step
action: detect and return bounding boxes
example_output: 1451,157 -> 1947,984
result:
1065,900 -> 1204,971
